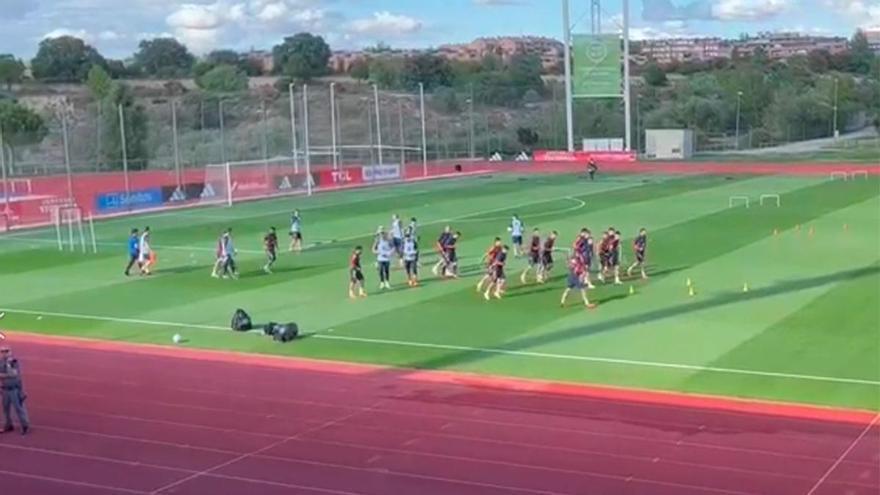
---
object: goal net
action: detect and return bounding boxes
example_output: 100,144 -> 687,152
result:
199,157 -> 314,207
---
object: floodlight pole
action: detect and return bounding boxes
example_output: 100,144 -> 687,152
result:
60,108 -> 73,199
622,0 -> 633,151
118,104 -> 130,195
330,82 -> 338,170
419,82 -> 428,177
219,99 -> 228,164
562,0 -> 575,152
373,84 -> 383,166
171,99 -> 181,188
288,83 -> 299,173
302,84 -> 312,196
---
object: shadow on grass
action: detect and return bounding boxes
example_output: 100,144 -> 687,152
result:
401,265 -> 879,372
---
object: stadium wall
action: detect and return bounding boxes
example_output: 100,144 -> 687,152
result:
0,159 -> 876,231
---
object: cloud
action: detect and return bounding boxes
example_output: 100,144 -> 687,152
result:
642,0 -> 791,21
42,28 -> 92,41
98,30 -> 121,41
473,0 -> 524,5
823,0 -> 880,28
347,11 -> 424,37
6,0 -> 39,19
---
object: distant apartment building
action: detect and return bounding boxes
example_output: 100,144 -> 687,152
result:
437,36 -> 564,71
865,28 -> 880,54
244,50 -> 274,74
638,37 -> 732,65
733,32 -> 848,60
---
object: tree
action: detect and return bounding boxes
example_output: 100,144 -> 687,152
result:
368,57 -> 404,88
643,63 -> 668,87
0,100 -> 48,168
133,38 -> 195,78
850,30 -> 876,75
31,36 -> 106,82
507,54 -> 544,94
195,64 -> 248,93
272,33 -> 331,81
807,50 -> 831,73
349,59 -> 370,80
99,83 -> 149,170
401,53 -> 453,90
516,127 -> 539,148
0,55 -> 25,90
86,65 -> 113,101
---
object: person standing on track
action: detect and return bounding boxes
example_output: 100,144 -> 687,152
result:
124,228 -> 140,276
0,346 -> 29,435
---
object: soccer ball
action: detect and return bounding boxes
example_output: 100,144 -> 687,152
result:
172,334 -> 182,344
507,227 -> 512,232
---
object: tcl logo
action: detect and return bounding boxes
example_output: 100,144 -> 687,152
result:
331,170 -> 353,183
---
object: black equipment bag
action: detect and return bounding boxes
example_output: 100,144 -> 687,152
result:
231,309 -> 253,332
273,323 -> 299,343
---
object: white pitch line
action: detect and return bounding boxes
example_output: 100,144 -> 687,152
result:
3,307 -> 878,387
804,414 -> 880,495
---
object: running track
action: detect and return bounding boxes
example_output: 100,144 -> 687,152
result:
0,333 -> 877,495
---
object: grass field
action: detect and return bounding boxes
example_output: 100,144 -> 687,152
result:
1,171 -> 878,411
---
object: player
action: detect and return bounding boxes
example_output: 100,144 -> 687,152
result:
211,230 -> 225,278
476,237 -> 503,292
587,158 -> 598,181
580,229 -> 597,289
374,232 -> 394,290
403,230 -> 420,287
220,228 -> 238,279
537,230 -> 558,283
509,214 -> 524,257
610,229 -> 623,285
561,254 -> 597,309
520,228 -> 542,284
597,230 -> 611,283
432,226 -> 452,276
483,245 -> 509,300
349,246 -> 367,298
263,227 -> 278,273
288,209 -> 303,252
408,217 -> 418,239
138,227 -> 154,275
391,214 -> 404,265
443,231 -> 462,278
124,228 -> 140,276
627,228 -> 649,279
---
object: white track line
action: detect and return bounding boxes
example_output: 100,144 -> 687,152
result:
0,468 -> 148,494
3,307 -> 878,387
804,414 -> 880,495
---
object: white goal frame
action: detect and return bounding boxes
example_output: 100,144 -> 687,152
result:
53,206 -> 96,253
728,196 -> 750,208
851,170 -> 869,180
203,157 -> 312,208
759,194 -> 781,207
830,171 -> 848,181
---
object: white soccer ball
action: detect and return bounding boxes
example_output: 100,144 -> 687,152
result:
172,334 -> 182,344
507,227 -> 512,232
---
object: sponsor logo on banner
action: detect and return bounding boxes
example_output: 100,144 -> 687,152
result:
278,176 -> 292,190
161,183 -> 205,203
329,169 -> 355,184
200,183 -> 217,199
96,188 -> 163,213
532,150 -> 636,163
362,164 -> 401,182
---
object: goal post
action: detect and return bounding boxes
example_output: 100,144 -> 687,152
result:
830,171 -> 848,181
53,206 -> 96,253
759,194 -> 781,207
851,170 -> 869,180
728,196 -> 750,208
199,157 -> 313,208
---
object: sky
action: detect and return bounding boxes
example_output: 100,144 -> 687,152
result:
1,0 -> 876,59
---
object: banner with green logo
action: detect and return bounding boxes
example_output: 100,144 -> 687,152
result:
572,34 -> 622,98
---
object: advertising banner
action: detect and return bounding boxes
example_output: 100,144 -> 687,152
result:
95,188 -> 163,213
362,164 -> 401,182
532,150 -> 636,163
573,34 -> 622,98
318,168 -> 364,187
161,183 -> 205,203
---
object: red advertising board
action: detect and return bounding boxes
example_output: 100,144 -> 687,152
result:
532,150 -> 637,163
316,168 -> 364,187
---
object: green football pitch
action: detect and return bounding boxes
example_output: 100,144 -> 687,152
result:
1,172 -> 878,411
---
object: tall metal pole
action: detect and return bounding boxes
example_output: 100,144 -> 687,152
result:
60,109 -> 73,199
171,100 -> 181,187
419,83 -> 428,177
622,0 -> 633,151
398,99 -> 405,167
288,83 -> 299,173
373,84 -> 383,166
832,78 -> 839,139
330,82 -> 338,170
219,100 -> 227,164
735,91 -> 743,150
562,0 -> 575,152
118,104 -> 130,195
302,84 -> 312,196
468,85 -> 475,159
0,126 -> 8,216
260,99 -> 269,187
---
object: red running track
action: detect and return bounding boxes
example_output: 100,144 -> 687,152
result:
0,333 -> 877,495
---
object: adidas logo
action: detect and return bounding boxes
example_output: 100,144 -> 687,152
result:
200,183 -> 216,199
170,187 -> 187,202
278,176 -> 292,190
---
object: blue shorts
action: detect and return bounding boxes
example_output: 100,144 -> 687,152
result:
392,238 -> 403,251
567,272 -> 584,289
512,235 -> 523,246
